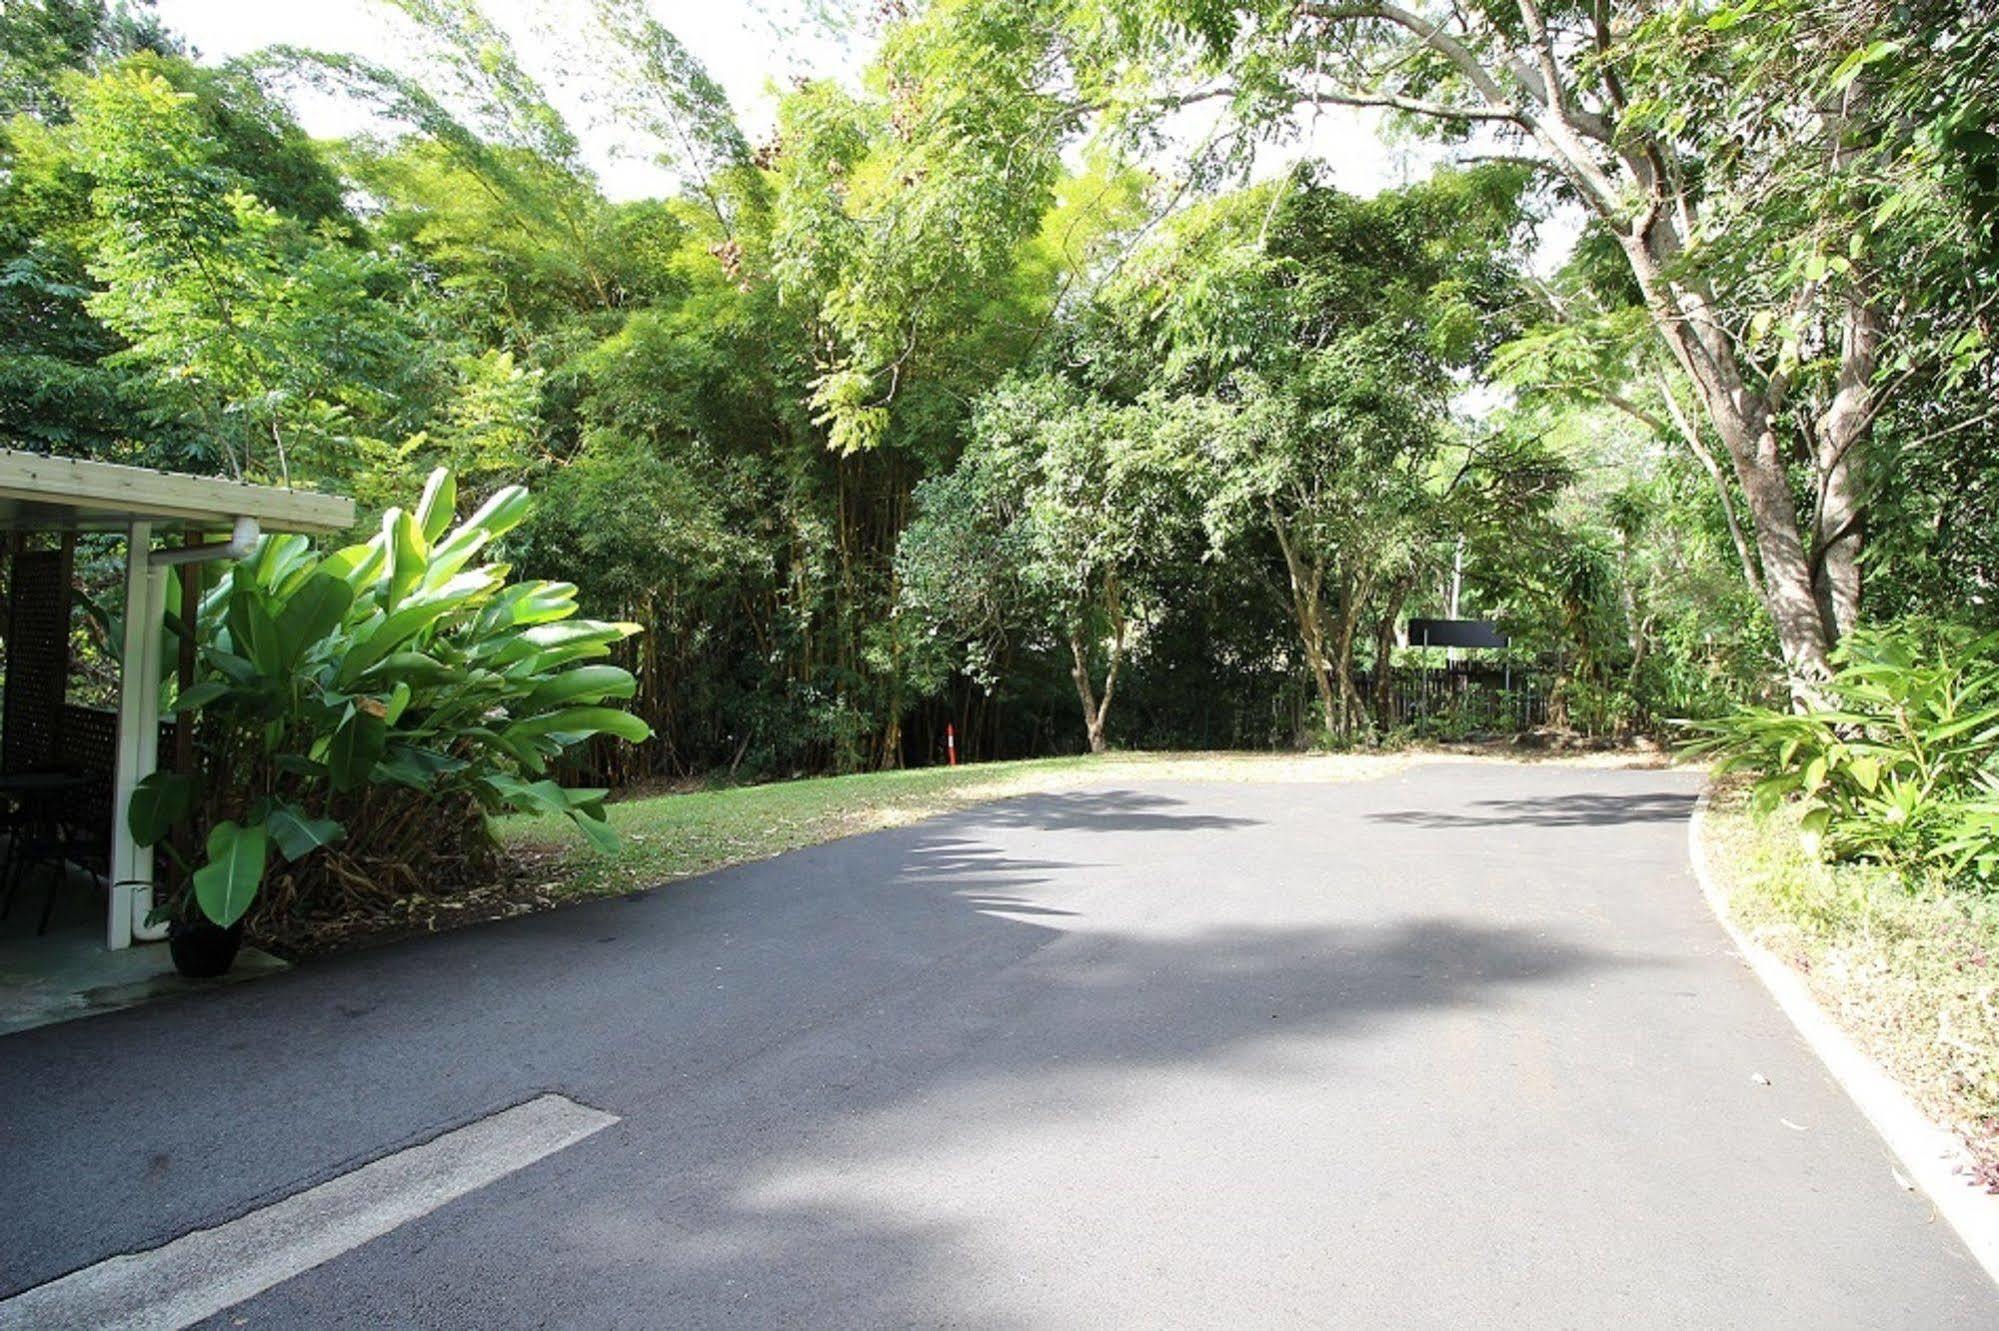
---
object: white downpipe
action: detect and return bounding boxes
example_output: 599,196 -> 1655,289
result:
128,555 -> 170,943
150,515 -> 260,567
111,523 -> 162,947
113,516 -> 260,945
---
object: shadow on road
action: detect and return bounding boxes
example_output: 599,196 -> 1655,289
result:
507,791 -> 1638,1325
1366,789 -> 1697,829
1,782 -> 1641,1326
968,788 -> 1262,834
552,903 -> 1630,1326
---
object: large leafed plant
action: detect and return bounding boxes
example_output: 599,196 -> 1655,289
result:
1686,622 -> 1999,876
130,468 -> 648,929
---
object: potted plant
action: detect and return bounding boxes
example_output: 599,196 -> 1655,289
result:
126,773 -> 262,979
132,752 -> 317,978
164,900 -> 244,980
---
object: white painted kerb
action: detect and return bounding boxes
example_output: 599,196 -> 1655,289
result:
1688,790 -> 1999,1288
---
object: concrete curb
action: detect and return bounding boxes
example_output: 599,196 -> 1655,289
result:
1687,788 -> 1999,1286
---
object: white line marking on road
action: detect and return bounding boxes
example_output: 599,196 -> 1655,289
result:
0,1093 -> 618,1331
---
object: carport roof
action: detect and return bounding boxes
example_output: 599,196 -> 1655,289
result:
0,449 -> 355,534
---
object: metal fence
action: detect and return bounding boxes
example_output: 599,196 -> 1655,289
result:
1356,665 -> 1551,736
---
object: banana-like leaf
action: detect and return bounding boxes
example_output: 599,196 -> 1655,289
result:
427,486 -> 530,586
484,773 -> 617,851
481,620 -> 639,671
465,724 -> 549,774
207,650 -> 263,687
414,467 -> 457,543
275,573 -> 354,667
267,803 -> 345,862
504,706 -> 652,744
173,680 -> 231,712
321,539 -> 387,589
453,484 -> 532,542
128,770 -> 196,847
484,773 -> 572,817
359,651 -> 459,687
569,806 -> 618,854
248,534 -> 312,591
376,744 -> 467,791
274,753 -> 330,780
525,665 -> 637,709
381,507 -> 426,611
336,587 -> 486,686
328,710 -> 388,792
227,588 -> 283,677
193,820 -> 268,928
481,581 -> 578,629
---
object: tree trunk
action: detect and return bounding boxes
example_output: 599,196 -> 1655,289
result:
1618,232 -> 1835,698
1734,415 -> 1837,695
1548,660 -> 1572,731
1271,510 -> 1342,740
1066,619 -> 1125,755
1813,293 -> 1879,641
1330,590 -> 1365,739
1372,576 -> 1411,731
1068,630 -> 1107,754
1810,80 -> 1879,645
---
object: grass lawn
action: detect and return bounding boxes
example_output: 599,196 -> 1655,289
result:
498,750 -> 1405,897
1702,782 -> 1999,1184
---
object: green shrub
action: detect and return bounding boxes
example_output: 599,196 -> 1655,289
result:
1686,621 -> 1999,876
130,468 -> 650,930
1561,676 -> 1640,738
1939,776 -> 1999,880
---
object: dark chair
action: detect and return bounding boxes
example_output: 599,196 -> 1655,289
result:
0,797 -> 39,919
0,775 -> 110,935
0,801 -> 62,930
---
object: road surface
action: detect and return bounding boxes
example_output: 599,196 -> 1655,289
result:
2,762 -> 1994,1327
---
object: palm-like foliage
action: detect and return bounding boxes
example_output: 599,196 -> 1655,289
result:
130,467 -> 648,927
1687,622 -> 1999,875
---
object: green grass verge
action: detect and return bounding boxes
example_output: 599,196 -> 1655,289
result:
1703,782 -> 1999,1179
499,750 -> 1403,897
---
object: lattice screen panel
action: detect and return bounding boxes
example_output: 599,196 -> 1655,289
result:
3,541 -> 75,774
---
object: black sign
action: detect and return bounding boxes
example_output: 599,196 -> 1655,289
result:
1407,618 -> 1509,649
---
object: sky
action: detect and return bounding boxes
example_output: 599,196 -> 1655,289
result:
151,0 -> 1434,203
154,0 -> 867,199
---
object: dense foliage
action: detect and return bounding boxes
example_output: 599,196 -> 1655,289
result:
1,0 -> 1992,810
1691,623 -> 1999,878
128,468 -> 647,929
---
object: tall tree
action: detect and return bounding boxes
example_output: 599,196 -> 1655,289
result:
1098,168 -> 1533,738
1390,4 -> 1963,691
960,0 -> 1995,701
899,375 -> 1205,753
73,57 -> 420,482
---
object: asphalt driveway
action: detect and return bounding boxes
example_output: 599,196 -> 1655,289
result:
2,762 -> 1994,1327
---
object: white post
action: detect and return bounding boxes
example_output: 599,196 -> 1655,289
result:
109,521 -> 167,950
1447,536 -> 1465,667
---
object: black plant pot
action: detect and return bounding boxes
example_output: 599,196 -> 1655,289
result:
168,918 -> 244,979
